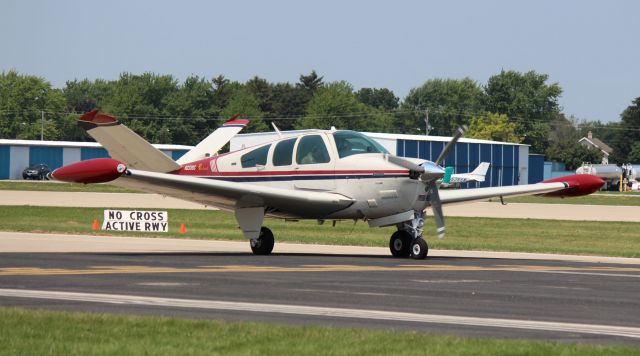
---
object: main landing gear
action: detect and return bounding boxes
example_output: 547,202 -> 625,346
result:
389,212 -> 429,259
250,227 -> 274,255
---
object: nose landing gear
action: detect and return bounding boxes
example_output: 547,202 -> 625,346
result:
389,211 -> 429,259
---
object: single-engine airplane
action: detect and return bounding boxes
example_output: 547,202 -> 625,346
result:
50,110 -> 604,259
440,162 -> 490,188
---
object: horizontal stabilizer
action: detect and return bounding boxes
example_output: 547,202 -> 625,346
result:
177,115 -> 249,165
78,110 -> 181,173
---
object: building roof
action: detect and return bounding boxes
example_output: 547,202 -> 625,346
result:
235,129 -> 529,146
0,139 -> 193,150
578,137 -> 613,154
363,131 -> 528,146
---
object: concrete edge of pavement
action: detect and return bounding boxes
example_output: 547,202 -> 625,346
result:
1,231 -> 639,265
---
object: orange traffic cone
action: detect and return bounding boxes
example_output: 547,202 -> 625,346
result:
91,219 -> 99,231
179,223 -> 186,234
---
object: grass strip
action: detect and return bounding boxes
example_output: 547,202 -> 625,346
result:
0,308 -> 638,356
0,181 -> 139,193
497,194 -> 640,206
1,206 -> 639,257
3,182 -> 640,205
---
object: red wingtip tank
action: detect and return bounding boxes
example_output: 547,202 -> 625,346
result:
540,174 -> 604,197
49,158 -> 127,184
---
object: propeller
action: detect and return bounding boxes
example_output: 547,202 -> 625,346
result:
428,124 -> 467,238
435,125 -> 467,166
386,125 -> 468,239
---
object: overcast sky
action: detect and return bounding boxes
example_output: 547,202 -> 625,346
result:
2,0 -> 638,122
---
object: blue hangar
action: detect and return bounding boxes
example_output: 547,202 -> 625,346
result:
230,131 -> 531,187
0,139 -> 192,180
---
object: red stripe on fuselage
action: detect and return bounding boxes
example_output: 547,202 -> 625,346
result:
177,169 -> 408,177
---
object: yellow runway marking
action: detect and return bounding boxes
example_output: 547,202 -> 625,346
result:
1,264 -> 640,276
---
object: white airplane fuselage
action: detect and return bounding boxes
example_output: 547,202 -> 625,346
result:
175,130 -> 429,220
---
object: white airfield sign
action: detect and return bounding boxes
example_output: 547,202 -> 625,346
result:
102,210 -> 169,232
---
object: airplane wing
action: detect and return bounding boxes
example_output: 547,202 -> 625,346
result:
439,174 -> 603,205
439,182 -> 564,205
50,159 -> 354,218
115,169 -> 355,217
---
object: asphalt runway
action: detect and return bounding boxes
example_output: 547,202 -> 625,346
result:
1,233 -> 640,345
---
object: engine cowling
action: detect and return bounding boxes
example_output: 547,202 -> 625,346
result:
49,158 -> 127,184
540,174 -> 604,197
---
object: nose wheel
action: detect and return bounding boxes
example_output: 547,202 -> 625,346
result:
250,227 -> 274,255
409,237 -> 428,259
389,211 -> 429,259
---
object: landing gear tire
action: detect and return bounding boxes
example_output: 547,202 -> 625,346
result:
410,237 -> 428,260
250,227 -> 274,255
389,230 -> 411,257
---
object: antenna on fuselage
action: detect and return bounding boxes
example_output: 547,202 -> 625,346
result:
271,122 -> 283,138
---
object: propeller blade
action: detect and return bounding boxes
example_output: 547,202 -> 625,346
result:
386,154 -> 425,173
427,182 -> 445,238
435,125 -> 468,166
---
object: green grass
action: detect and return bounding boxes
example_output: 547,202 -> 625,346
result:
0,308 -> 637,356
0,181 -> 140,193
494,193 -> 640,206
4,181 -> 640,205
1,206 -> 639,257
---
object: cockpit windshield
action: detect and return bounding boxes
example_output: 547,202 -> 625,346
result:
333,130 -> 389,158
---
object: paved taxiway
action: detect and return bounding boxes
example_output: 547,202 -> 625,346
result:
1,232 -> 640,344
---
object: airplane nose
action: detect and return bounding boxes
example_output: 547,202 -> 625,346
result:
420,161 -> 445,181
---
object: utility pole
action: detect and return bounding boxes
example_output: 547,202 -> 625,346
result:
40,110 -> 44,141
424,109 -> 431,136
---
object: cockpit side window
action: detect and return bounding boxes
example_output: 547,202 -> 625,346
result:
241,144 -> 271,168
272,138 -> 296,166
333,131 -> 388,158
296,135 -> 330,165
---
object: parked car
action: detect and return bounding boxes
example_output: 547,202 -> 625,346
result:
22,164 -> 50,180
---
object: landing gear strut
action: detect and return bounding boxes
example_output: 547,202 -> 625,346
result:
389,211 -> 429,259
250,227 -> 274,255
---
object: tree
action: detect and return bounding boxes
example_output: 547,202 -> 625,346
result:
297,81 -> 393,132
297,70 -> 324,93
102,72 -> 178,117
577,120 -> 621,147
484,70 -> 562,153
467,113 -> 520,143
0,70 -> 66,140
63,78 -> 112,113
355,88 -> 399,110
401,78 -> 484,135
545,141 -> 601,170
627,142 -> 640,163
161,75 -> 217,144
611,97 -> 640,162
245,76 -> 272,114
266,83 -> 309,130
220,87 -> 268,133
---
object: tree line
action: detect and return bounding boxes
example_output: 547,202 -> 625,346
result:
0,69 -> 638,168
